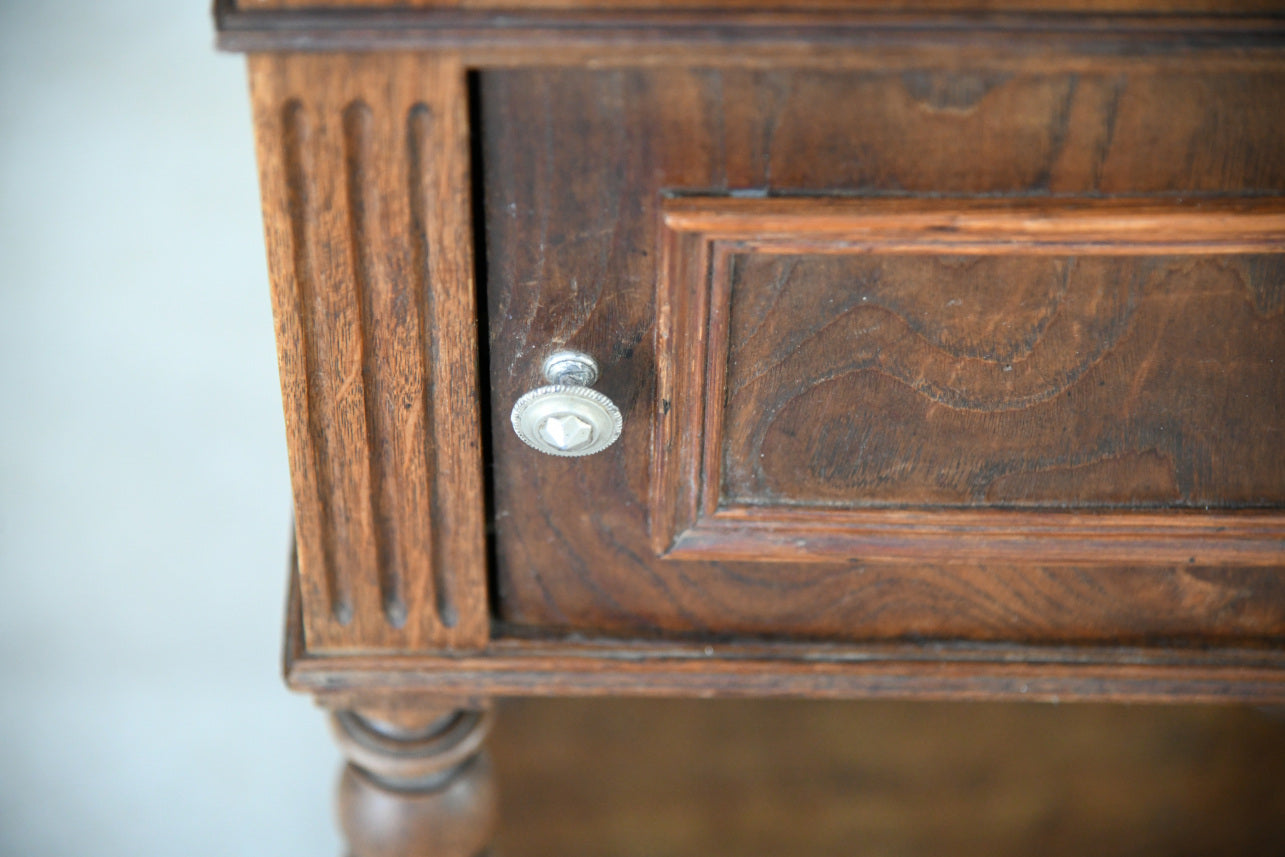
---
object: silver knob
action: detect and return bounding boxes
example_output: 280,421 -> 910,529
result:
510,350 -> 623,457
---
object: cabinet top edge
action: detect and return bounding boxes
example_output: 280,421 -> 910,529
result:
215,0 -> 1285,61
224,0 -> 1285,13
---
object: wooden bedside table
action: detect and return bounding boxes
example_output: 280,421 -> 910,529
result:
217,2 -> 1285,853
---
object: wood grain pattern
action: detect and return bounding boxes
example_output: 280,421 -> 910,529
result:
250,53 -> 487,653
654,197 -> 1285,565
234,0 -> 1285,10
283,569 -> 1285,704
295,647 -> 1285,704
215,2 -> 1285,69
491,697 -> 1285,857
483,66 -> 1285,645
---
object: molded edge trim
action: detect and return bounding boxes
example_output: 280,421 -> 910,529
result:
215,0 -> 1285,62
284,566 -> 1285,705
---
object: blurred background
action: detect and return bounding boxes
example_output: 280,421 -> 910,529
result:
0,1 -> 340,854
2,3 -> 1284,857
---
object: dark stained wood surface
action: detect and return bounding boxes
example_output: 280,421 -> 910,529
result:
250,53 -> 489,654
490,696 -> 1285,857
483,66 -> 1285,645
277,564 -> 1285,705
653,197 -> 1285,565
289,637 -> 1285,704
722,246 -> 1283,510
231,7 -> 1285,851
334,706 -> 497,857
233,0 -> 1285,10
215,3 -> 1285,66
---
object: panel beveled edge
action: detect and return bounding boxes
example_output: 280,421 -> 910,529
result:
251,53 -> 489,654
652,196 -> 1285,566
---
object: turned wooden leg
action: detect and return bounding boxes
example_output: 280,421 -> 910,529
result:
331,705 -> 497,857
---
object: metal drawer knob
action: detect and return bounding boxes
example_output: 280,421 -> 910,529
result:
510,350 -> 623,457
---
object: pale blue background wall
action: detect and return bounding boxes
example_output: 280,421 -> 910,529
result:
0,2 -> 341,853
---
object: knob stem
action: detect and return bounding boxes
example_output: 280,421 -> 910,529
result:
541,350 -> 599,387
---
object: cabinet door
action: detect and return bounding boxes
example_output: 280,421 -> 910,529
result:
483,66 -> 1285,645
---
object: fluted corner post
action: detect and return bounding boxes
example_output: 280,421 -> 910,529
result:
332,705 -> 497,857
249,52 -> 488,655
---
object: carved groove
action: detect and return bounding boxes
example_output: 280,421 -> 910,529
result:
408,104 -> 454,634
343,100 -> 406,629
407,102 -> 458,630
253,54 -> 489,651
282,98 -> 352,625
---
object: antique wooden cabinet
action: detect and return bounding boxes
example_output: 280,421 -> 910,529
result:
218,1 -> 1285,853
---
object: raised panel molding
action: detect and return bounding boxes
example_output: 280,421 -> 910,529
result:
250,53 -> 488,653
653,196 -> 1285,565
